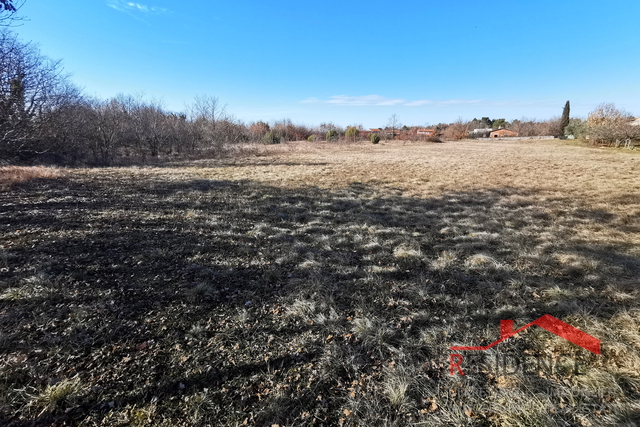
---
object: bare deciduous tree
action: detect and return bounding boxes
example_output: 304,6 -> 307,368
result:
509,118 -> 556,137
587,103 -> 632,127
0,0 -> 24,26
248,121 -> 269,141
189,95 -> 228,151
587,103 -> 639,146
0,30 -> 72,158
31,83 -> 86,159
386,114 -> 402,139
123,95 -> 169,158
164,112 -> 192,154
84,98 -> 129,164
441,118 -> 468,140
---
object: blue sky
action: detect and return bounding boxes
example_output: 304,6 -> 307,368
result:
14,0 -> 640,128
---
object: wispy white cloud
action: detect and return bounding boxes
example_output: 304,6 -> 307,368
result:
440,99 -> 483,105
329,95 -> 406,106
302,95 -> 484,107
108,1 -> 168,14
404,100 -> 433,106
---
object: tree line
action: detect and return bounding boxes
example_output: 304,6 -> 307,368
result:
0,29 -> 358,164
434,101 -> 640,146
2,24 -> 638,165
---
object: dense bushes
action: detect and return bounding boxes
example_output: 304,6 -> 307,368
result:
370,133 -> 380,144
271,119 -> 312,142
248,121 -> 270,140
564,118 -> 587,139
345,126 -> 360,141
441,121 -> 468,140
326,129 -> 338,141
264,131 -> 281,145
586,103 -> 640,146
1,86 -> 263,165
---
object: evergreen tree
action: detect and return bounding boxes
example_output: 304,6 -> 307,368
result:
326,129 -> 338,141
559,101 -> 570,137
345,126 -> 359,141
480,117 -> 493,128
492,118 -> 508,129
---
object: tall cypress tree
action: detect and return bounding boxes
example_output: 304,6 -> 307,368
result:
559,101 -> 570,137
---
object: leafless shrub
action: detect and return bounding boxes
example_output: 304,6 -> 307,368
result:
587,103 -> 640,146
248,120 -> 270,142
441,119 -> 469,140
272,118 -> 312,142
509,118 -> 558,136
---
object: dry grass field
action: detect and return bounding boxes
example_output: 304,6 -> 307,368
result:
0,166 -> 61,189
1,139 -> 639,426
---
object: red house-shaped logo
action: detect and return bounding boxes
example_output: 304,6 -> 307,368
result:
450,314 -> 600,355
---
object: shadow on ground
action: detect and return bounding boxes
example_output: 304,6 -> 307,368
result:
0,174 -> 638,426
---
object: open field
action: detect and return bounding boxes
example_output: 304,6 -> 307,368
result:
1,139 -> 639,426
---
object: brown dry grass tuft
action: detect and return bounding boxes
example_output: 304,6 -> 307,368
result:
0,166 -> 60,188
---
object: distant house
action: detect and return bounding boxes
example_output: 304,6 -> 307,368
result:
360,128 -> 381,139
469,128 -> 493,138
490,129 -> 518,138
417,128 -> 436,136
631,117 -> 640,126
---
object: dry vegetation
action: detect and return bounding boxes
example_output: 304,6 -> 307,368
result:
0,166 -> 60,189
1,139 -> 639,426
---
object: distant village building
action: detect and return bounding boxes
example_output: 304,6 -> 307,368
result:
382,129 -> 401,138
490,129 -> 519,138
360,128 -> 381,138
417,128 -> 436,136
469,128 -> 493,138
631,117 -> 640,126
361,127 -> 438,141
